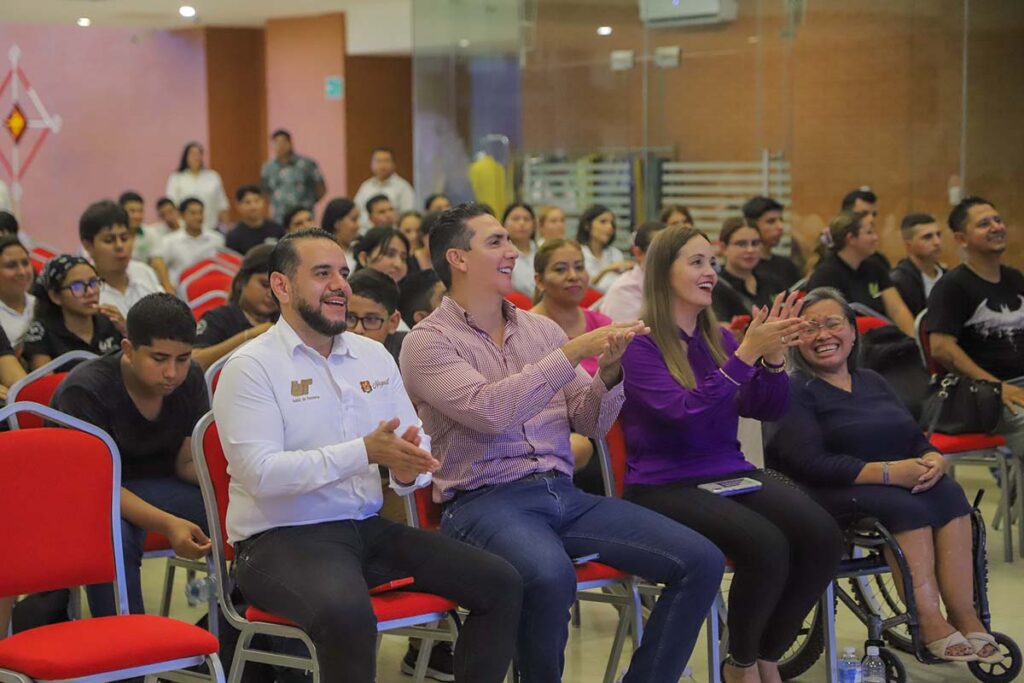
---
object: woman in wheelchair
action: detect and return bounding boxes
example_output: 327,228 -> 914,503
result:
619,226 -> 844,683
768,287 -> 1001,664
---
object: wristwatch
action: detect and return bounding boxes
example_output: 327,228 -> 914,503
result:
882,461 -> 891,485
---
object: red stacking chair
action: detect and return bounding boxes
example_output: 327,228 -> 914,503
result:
189,290 -> 230,322
914,308 -> 1022,562
504,290 -> 533,310
191,412 -> 459,683
405,475 -> 642,683
28,243 -> 58,274
855,315 -> 889,334
580,287 -> 603,309
178,259 -> 223,286
215,249 -> 243,267
179,264 -> 235,303
5,350 -> 97,429
0,402 -> 224,683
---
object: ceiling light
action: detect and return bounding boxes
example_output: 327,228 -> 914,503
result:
597,26 -> 613,36
179,5 -> 197,18
458,38 -> 471,48
76,17 -> 91,27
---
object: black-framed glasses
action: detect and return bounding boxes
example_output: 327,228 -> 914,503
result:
346,313 -> 386,331
798,315 -> 848,339
61,277 -> 102,298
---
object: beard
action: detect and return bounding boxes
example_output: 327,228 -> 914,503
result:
296,297 -> 348,337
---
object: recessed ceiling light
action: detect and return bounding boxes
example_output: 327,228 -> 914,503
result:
458,38 -> 471,48
179,5 -> 197,18
597,26 -> 613,36
76,17 -> 91,27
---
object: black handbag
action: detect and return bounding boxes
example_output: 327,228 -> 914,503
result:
920,374 -> 1003,436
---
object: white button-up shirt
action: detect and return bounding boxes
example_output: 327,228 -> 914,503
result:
99,260 -> 163,316
353,173 -> 416,231
213,317 -> 431,544
156,229 -> 226,285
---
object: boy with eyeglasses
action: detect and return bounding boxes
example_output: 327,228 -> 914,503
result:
346,269 -> 405,362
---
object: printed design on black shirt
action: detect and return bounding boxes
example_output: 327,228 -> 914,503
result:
868,281 -> 881,299
98,337 -> 118,353
196,319 -> 208,336
23,321 -> 44,343
964,296 -> 1024,346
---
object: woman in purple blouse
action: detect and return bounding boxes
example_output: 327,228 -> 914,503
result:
620,225 -> 843,683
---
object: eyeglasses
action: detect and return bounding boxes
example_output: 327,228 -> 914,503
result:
61,277 -> 102,298
346,313 -> 386,331
798,315 -> 848,339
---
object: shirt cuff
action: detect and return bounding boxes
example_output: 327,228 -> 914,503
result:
542,349 -> 579,390
722,354 -> 758,385
389,470 -> 432,496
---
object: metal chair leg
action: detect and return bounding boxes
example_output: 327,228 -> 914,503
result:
160,561 -> 177,616
707,592 -> 723,683
823,582 -> 839,683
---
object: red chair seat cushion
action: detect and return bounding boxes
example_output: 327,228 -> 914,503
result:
929,432 -> 1007,453
574,561 -> 628,583
246,591 -> 458,627
0,614 -> 218,679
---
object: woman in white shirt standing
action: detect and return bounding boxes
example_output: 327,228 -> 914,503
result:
165,142 -> 230,233
576,204 -> 633,294
504,202 -> 538,297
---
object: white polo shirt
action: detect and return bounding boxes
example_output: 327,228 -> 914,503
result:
352,173 -> 416,230
213,317 -> 431,544
0,292 -> 35,347
156,229 -> 226,285
99,260 -> 163,315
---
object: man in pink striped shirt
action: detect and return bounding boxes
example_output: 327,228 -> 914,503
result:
400,204 -> 724,683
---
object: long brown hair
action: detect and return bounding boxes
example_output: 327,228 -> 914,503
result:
640,225 -> 728,388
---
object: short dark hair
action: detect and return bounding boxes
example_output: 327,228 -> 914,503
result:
742,196 -> 783,222
352,226 -> 410,273
0,234 -> 26,257
371,147 -> 395,159
366,193 -> 391,215
430,203 -> 491,288
420,211 -> 442,240
575,204 -> 616,247
79,200 -> 129,243
840,188 -> 877,212
829,211 -> 867,253
155,196 -> 175,211
282,205 -> 312,230
399,269 -> 442,328
0,210 -> 19,236
179,197 -> 204,214
320,197 -> 357,234
349,269 -> 399,314
658,205 -> 693,225
424,193 -> 449,211
948,196 -> 995,233
719,216 -> 757,246
230,243 -> 274,303
269,228 -> 339,283
118,191 -> 143,206
271,128 -> 292,141
235,184 -> 263,203
899,213 -> 937,240
126,293 -> 197,347
633,221 -> 667,253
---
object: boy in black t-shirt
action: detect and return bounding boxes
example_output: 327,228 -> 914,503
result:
226,185 -> 284,255
927,196 -> 1024,459
51,293 -> 211,617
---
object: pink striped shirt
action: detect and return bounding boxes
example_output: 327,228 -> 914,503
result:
400,296 -> 625,502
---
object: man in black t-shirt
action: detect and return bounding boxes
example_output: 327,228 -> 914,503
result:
51,293 -> 211,617
927,196 -> 1024,459
807,210 -> 916,337
890,213 -> 946,317
743,196 -> 802,289
226,185 -> 284,255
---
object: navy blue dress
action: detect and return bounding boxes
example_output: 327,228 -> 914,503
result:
766,369 -> 970,532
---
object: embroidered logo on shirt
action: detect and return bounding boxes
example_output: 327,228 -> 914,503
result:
869,282 -> 881,299
291,378 -> 313,396
360,380 -> 373,394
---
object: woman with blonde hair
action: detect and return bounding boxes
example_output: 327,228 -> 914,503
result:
537,205 -> 567,243
619,225 -> 843,683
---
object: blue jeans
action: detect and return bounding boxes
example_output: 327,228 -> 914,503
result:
86,477 -> 208,617
441,471 -> 724,683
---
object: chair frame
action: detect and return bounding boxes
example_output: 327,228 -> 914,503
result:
191,412 -> 457,683
5,350 -> 98,429
0,401 -> 225,683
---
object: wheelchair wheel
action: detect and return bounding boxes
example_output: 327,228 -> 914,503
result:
778,597 -> 829,680
849,574 -> 914,653
877,646 -> 907,683
967,632 -> 1022,683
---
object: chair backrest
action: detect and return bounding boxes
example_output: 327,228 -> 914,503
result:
184,273 -> 234,304
595,421 -> 628,498
580,288 -> 603,309
6,350 -> 98,429
914,308 -> 944,375
215,249 -> 243,267
407,486 -> 443,530
504,291 -> 533,311
855,315 -> 890,334
178,258 -> 220,285
0,402 -> 128,612
190,290 -> 230,321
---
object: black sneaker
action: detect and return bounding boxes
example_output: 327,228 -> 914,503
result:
400,641 -> 454,682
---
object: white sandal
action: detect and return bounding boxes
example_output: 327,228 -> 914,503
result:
925,631 -> 978,662
965,632 -> 1003,664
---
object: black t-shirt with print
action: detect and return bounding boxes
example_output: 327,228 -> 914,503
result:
0,326 -> 12,357
195,303 -> 250,348
22,314 -> 122,364
807,254 -> 893,315
226,220 -> 284,255
926,264 -> 1024,381
713,269 -> 786,322
51,352 -> 210,481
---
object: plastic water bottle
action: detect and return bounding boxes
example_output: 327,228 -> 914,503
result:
862,645 -> 886,683
185,576 -> 217,607
838,646 -> 863,683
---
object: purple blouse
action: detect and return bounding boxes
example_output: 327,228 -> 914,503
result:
620,328 -> 790,485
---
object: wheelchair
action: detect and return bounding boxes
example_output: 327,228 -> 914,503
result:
776,490 -> 1021,682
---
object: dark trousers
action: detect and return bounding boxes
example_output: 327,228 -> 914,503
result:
625,469 -> 844,664
234,516 -> 522,683
441,471 -> 725,683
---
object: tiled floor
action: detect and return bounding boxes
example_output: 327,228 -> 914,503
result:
144,466 -> 1023,682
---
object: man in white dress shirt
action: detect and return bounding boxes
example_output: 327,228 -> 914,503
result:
353,148 -> 415,231
213,228 -> 521,683
154,198 -> 225,285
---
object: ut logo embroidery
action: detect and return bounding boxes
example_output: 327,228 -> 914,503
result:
291,378 -> 313,397
359,380 -> 373,394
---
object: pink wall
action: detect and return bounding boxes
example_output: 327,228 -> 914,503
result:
264,14 -> 347,219
0,24 -> 209,250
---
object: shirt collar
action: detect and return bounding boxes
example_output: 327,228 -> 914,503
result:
438,295 -> 519,338
0,292 -> 31,316
274,316 -> 360,360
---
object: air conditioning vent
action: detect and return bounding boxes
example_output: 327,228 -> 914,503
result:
639,0 -> 738,28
